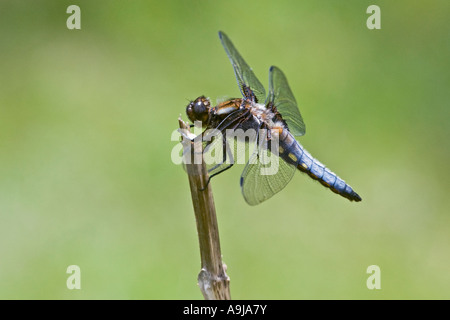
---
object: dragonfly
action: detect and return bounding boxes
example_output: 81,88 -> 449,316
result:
185,31 -> 361,205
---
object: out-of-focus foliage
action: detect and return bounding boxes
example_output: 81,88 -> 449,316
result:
0,0 -> 448,299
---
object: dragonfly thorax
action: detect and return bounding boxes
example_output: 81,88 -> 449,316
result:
249,102 -> 283,129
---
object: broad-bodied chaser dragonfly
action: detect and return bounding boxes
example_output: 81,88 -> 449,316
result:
185,31 -> 361,205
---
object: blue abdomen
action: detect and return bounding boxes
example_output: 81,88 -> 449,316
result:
279,131 -> 361,202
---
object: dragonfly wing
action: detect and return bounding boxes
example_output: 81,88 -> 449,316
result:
201,108 -> 253,177
240,134 -> 296,205
267,66 -> 306,136
219,31 -> 266,104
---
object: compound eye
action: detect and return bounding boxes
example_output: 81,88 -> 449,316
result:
186,96 -> 211,125
194,101 -> 206,114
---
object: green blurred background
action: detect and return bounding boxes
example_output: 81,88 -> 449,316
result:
0,0 -> 448,299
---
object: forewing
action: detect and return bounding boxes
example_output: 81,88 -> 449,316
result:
219,31 -> 266,104
267,66 -> 306,136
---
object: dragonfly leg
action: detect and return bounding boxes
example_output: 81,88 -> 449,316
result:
199,137 -> 235,191
199,162 -> 235,191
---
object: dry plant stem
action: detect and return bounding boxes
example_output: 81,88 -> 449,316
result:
179,118 -> 231,300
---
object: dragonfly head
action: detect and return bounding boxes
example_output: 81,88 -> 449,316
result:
186,96 -> 211,127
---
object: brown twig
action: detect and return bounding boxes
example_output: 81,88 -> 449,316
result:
178,117 -> 231,300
